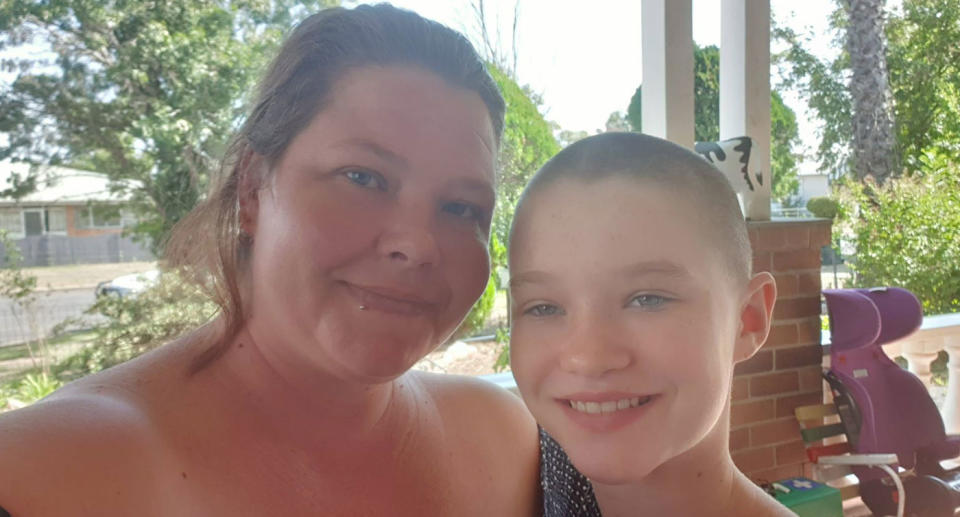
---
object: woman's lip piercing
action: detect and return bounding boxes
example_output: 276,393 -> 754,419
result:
359,305 -> 367,311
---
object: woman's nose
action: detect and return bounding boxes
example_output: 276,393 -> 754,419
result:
558,314 -> 632,377
375,210 -> 440,269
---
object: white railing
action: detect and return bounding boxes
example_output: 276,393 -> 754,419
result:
824,312 -> 960,433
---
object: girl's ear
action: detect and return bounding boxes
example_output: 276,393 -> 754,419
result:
237,151 -> 266,237
733,272 -> 778,363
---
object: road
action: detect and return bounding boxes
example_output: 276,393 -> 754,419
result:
0,289 -> 97,346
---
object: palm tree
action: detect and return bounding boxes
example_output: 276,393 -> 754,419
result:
842,0 -> 897,183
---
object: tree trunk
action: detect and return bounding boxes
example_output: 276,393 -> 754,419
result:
843,0 -> 897,183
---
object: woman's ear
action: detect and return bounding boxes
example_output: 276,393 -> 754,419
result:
237,151 -> 266,238
733,271 -> 778,363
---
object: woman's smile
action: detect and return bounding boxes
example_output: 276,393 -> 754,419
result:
344,281 -> 441,317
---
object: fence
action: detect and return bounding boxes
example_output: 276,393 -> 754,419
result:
0,290 -> 98,347
0,234 -> 153,267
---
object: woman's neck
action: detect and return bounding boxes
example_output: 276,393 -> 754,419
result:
195,324 -> 424,450
591,420 -> 744,517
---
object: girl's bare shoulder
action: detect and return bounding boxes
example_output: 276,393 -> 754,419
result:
729,475 -> 797,517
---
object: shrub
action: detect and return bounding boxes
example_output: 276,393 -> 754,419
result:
837,161 -> 960,315
806,196 -> 840,219
70,271 -> 218,374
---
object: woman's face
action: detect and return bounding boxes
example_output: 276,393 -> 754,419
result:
244,65 -> 496,383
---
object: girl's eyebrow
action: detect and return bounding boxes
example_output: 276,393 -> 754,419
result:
619,260 -> 691,279
509,269 -> 558,290
510,261 -> 690,291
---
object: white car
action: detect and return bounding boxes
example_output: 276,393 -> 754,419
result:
94,269 -> 160,298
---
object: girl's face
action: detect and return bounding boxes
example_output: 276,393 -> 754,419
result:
509,177 -> 747,484
244,65 -> 496,384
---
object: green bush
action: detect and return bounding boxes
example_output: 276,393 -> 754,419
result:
806,196 -> 840,219
837,160 -> 960,315
70,271 -> 218,374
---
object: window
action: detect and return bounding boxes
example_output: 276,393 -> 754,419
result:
91,205 -> 121,228
75,205 -> 124,229
46,208 -> 67,233
0,209 -> 23,235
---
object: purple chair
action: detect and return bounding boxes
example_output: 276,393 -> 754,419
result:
824,287 -> 960,516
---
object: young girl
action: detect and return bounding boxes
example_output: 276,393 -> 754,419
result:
508,132 -> 793,516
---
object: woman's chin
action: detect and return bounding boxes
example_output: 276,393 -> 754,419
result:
332,347 -> 428,384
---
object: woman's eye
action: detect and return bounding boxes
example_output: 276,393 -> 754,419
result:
523,303 -> 564,317
344,169 -> 386,190
442,201 -> 485,222
628,294 -> 670,310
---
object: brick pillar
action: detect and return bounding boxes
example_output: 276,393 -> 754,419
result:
730,219 -> 831,481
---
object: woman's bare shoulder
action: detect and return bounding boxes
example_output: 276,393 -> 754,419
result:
0,350 -> 184,515
412,370 -> 535,435
411,371 -> 540,515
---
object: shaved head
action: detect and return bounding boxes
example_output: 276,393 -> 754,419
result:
511,132 -> 752,283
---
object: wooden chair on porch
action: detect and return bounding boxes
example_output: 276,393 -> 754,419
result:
794,400 -> 904,517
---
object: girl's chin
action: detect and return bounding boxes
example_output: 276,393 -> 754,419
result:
575,462 -> 657,487
565,446 -> 663,486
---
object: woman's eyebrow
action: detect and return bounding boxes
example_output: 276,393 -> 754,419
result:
332,138 -> 408,167
448,177 -> 495,201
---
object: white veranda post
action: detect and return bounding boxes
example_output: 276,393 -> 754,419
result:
640,0 -> 694,148
720,0 -> 772,220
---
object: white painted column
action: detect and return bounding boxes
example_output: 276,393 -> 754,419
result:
641,0 -> 694,148
941,336 -> 960,433
720,0 -> 772,220
903,349 -> 940,388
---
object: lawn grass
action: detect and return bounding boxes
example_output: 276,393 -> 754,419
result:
0,330 -> 96,385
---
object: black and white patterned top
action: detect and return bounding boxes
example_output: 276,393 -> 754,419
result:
540,427 -> 603,517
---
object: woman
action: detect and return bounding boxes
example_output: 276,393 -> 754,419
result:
0,5 -> 539,516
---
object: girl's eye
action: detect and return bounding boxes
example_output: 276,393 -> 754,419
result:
628,294 -> 670,310
523,303 -> 564,317
345,169 -> 386,190
442,201 -> 485,222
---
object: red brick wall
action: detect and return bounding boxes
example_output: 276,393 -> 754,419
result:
730,219 -> 832,481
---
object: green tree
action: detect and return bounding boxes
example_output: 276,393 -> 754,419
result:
777,0 -> 960,178
0,0 -> 337,252
604,111 -> 630,132
770,90 -> 801,203
886,0 -> 960,172
775,14 -> 852,177
627,44 -> 801,202
457,64 -> 558,338
487,64 -> 560,246
780,0 -> 960,314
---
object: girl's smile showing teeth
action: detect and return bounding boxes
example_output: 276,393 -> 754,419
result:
567,396 -> 653,415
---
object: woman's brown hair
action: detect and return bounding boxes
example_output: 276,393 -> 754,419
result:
164,4 -> 505,371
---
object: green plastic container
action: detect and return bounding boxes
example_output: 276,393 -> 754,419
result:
772,477 -> 843,517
